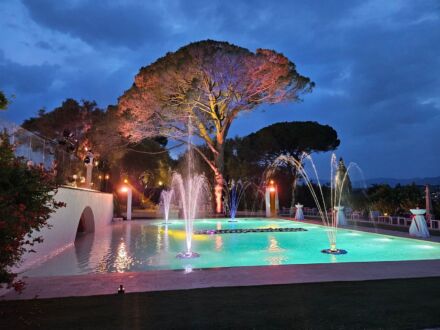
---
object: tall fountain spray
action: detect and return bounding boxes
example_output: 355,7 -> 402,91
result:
160,189 -> 174,224
172,116 -> 208,259
268,153 -> 364,255
224,179 -> 250,222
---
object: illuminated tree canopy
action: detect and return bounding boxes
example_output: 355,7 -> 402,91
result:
118,40 -> 314,212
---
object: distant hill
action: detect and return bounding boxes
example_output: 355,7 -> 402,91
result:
355,177 -> 440,187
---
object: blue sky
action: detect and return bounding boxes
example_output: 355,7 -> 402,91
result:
0,0 -> 439,179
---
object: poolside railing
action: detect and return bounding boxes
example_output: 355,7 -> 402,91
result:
282,206 -> 440,232
0,119 -> 88,187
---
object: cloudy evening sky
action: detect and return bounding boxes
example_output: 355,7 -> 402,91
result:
0,0 -> 439,180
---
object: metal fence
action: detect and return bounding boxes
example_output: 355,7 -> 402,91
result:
0,119 -> 86,187
282,206 -> 440,232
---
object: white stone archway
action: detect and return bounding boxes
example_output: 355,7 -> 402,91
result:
17,187 -> 113,272
76,206 -> 95,237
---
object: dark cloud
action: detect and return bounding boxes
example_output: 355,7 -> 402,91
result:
22,0 -> 170,49
35,40 -> 53,50
1,0 -> 439,178
0,51 -> 59,93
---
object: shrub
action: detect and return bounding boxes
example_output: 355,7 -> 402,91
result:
0,132 -> 65,291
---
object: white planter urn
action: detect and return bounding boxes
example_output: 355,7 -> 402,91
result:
334,206 -> 347,226
295,204 -> 304,220
409,209 -> 430,238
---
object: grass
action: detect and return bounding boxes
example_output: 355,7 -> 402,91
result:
1,277 -> 440,329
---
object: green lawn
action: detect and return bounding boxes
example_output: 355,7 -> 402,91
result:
1,277 -> 440,329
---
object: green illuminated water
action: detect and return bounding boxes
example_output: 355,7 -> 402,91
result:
26,218 -> 440,276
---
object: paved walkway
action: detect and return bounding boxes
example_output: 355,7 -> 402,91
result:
2,259 -> 440,301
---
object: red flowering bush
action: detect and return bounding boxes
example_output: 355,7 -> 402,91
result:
0,132 -> 65,291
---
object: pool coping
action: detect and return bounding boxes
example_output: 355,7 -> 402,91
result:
3,218 -> 440,301
2,259 -> 440,301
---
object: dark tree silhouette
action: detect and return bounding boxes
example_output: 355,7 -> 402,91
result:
0,91 -> 8,110
226,121 -> 340,207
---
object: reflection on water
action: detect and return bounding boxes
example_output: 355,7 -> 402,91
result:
24,219 -> 440,277
268,236 -> 284,253
266,236 -> 286,265
156,226 -> 162,252
163,226 -> 170,252
114,239 -> 133,273
215,235 -> 223,251
266,255 -> 286,265
374,237 -> 392,242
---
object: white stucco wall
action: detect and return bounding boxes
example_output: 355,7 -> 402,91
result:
17,186 -> 113,272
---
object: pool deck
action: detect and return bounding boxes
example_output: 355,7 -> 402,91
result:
2,218 -> 440,301
2,259 -> 440,301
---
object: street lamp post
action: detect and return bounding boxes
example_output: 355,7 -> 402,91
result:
120,185 -> 132,220
84,149 -> 94,189
104,174 -> 110,192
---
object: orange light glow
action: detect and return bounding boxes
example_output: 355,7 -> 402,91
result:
269,187 -> 276,193
120,186 -> 128,193
105,174 -> 110,180
215,185 -> 222,213
123,179 -> 128,184
270,180 -> 274,185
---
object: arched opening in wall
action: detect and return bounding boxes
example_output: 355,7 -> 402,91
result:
75,206 -> 95,240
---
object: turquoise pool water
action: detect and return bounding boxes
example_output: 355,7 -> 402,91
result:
26,218 -> 440,276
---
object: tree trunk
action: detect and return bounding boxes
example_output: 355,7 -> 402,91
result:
214,170 -> 224,214
213,139 -> 225,214
290,168 -> 298,209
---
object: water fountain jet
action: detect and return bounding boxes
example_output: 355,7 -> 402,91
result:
173,115 -> 209,259
267,153 -> 364,255
172,173 -> 207,258
224,179 -> 251,222
160,189 -> 174,225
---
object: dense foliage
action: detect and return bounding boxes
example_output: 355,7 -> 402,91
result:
366,183 -> 423,215
22,99 -> 173,198
0,133 -> 64,291
294,182 -> 424,217
231,121 -> 340,166
118,40 -> 314,212
224,121 -> 340,207
0,91 -> 8,110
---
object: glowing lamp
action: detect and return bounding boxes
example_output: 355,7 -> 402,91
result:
123,178 -> 128,184
94,160 -> 99,166
270,180 -> 274,185
158,181 -> 163,186
98,175 -> 102,180
105,174 -> 110,180
269,187 -> 276,193
120,186 -> 129,193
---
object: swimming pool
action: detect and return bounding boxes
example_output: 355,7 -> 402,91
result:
25,218 -> 440,276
